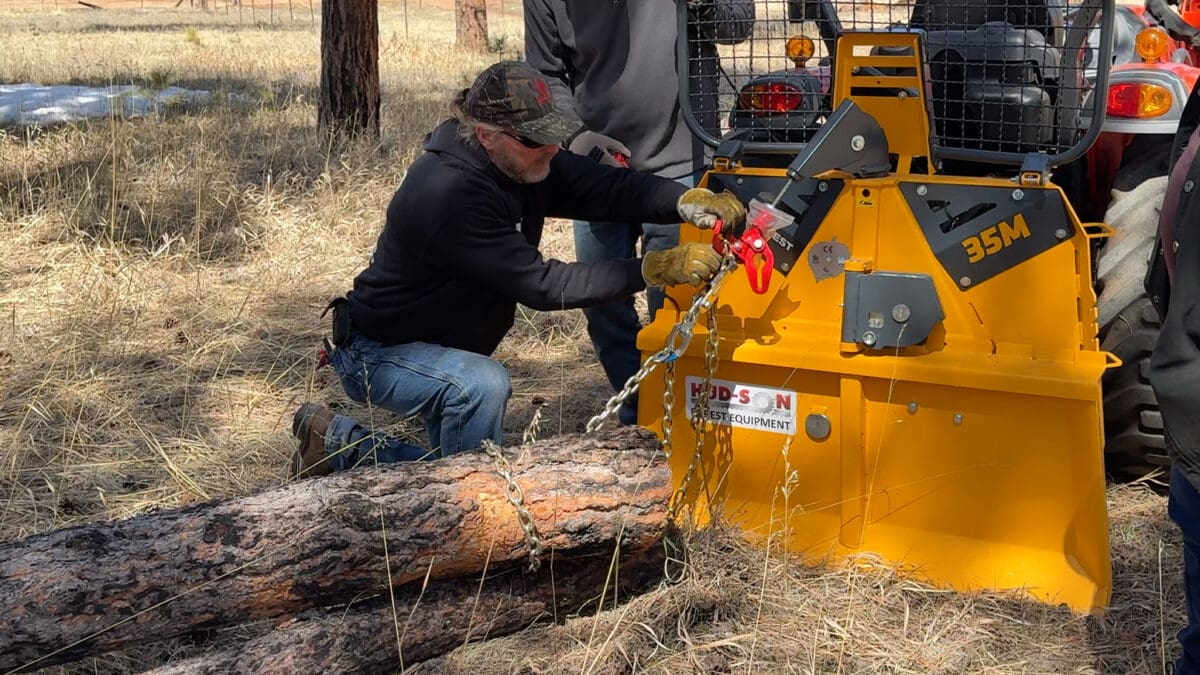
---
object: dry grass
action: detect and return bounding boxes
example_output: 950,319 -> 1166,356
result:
435,483 -> 1182,674
0,4 -> 1187,674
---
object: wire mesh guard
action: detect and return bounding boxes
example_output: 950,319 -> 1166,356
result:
682,0 -> 1111,164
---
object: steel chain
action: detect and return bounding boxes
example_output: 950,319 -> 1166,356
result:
586,256 -> 737,433
583,253 -> 735,525
577,254 -> 735,581
661,359 -> 677,466
481,438 -> 544,571
670,300 -> 722,520
522,396 -> 545,446
486,256 -> 735,571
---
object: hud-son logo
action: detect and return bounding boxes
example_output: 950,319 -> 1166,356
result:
684,377 -> 798,435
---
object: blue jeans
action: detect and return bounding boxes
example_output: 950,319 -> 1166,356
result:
324,332 -> 511,471
575,174 -> 694,425
1172,465 -> 1200,674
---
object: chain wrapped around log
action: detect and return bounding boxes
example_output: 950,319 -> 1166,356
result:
0,426 -> 671,673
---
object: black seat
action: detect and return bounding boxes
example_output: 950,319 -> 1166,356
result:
907,0 -> 1063,160
909,0 -> 1054,38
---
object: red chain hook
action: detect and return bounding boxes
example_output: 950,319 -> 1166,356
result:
711,211 -> 776,294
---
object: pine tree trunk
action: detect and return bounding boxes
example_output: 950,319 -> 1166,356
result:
319,0 -> 381,139
0,428 -> 670,673
455,0 -> 488,52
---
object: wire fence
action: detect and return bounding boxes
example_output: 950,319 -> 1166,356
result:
33,0 -> 518,25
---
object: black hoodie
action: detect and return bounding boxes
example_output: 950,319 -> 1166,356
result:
346,119 -> 688,356
1151,80 -> 1200,490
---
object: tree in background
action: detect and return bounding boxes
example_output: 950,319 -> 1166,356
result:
319,0 -> 381,140
456,0 -> 488,52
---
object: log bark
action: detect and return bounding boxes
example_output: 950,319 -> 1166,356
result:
455,0 -> 488,52
319,0 -> 380,139
142,545 -> 667,674
0,427 -> 669,673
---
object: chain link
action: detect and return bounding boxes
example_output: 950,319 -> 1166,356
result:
522,396 -> 545,446
670,301 -> 722,520
481,438 -> 544,571
661,359 -> 677,463
585,256 -> 737,433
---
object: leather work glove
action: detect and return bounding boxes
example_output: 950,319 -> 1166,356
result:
677,188 -> 746,230
567,130 -> 632,168
642,242 -> 724,287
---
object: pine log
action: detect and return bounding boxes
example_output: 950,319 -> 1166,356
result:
142,544 -> 667,674
0,427 -> 669,673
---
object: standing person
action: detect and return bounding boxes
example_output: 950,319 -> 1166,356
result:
1150,78 -> 1200,673
291,61 -> 745,477
524,0 -> 755,425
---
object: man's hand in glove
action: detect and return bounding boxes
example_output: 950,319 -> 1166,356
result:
677,188 -> 746,229
567,130 -> 632,168
642,243 -> 724,287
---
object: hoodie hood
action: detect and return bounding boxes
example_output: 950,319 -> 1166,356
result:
422,119 -> 513,185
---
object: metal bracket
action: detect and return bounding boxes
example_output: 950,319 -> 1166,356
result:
713,138 -> 746,172
842,271 -> 944,349
785,100 -> 891,183
1018,153 -> 1052,187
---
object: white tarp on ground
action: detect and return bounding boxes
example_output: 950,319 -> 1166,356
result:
0,83 -> 212,125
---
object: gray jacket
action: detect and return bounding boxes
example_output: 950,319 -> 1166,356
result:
524,0 -> 755,180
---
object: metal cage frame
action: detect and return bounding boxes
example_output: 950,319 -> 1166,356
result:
677,0 -> 1116,167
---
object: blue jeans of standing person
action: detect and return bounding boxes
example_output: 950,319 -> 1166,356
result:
1172,465 -> 1200,674
575,174 -> 694,425
323,331 -> 511,471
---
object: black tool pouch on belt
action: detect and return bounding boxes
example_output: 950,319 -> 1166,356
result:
322,297 -> 352,348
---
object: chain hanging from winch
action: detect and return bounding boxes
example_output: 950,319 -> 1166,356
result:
587,254 -> 737,519
586,254 -> 736,433
498,254 -> 736,572
673,299 -> 722,520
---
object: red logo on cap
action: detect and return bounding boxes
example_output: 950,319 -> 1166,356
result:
534,79 -> 552,105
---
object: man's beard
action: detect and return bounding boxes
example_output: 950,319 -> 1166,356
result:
490,150 -> 552,184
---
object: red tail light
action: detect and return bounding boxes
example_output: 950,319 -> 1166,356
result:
739,83 -> 803,115
1107,83 -> 1140,117
1107,82 -> 1173,118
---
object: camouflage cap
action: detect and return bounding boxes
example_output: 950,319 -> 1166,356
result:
462,61 -> 582,146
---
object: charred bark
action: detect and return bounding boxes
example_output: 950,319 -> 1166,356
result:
142,545 -> 666,674
0,427 -> 669,672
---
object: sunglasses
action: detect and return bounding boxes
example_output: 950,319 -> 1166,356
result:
500,130 -> 550,149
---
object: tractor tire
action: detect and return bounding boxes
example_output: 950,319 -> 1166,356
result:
1100,298 -> 1170,481
1096,166 -> 1170,482
1095,174 -> 1168,329
1111,136 -> 1172,193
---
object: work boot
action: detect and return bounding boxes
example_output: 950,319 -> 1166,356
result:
291,403 -> 334,478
